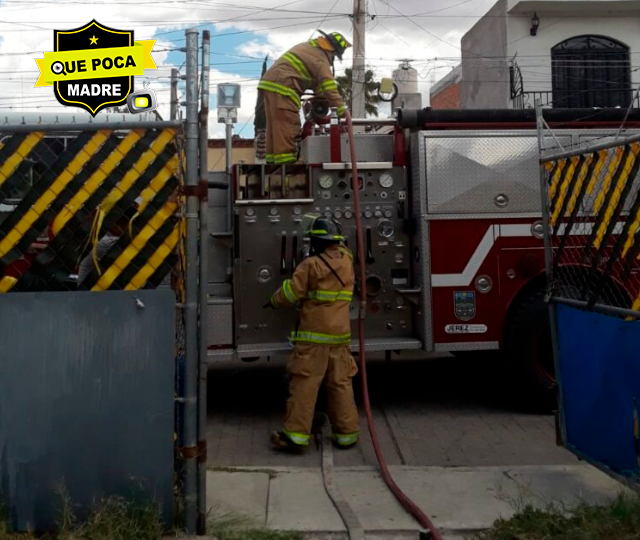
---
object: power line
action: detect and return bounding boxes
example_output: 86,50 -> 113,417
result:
310,0 -> 342,38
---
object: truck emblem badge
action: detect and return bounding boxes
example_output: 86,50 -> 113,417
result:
453,291 -> 476,321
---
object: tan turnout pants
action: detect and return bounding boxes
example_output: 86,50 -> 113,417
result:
264,90 -> 301,165
283,343 -> 360,447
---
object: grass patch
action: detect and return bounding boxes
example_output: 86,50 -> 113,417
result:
207,510 -> 302,540
64,496 -> 163,540
477,492 -> 640,540
0,494 -> 163,540
1,502 -> 34,540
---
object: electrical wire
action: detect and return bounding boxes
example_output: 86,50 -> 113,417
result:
309,0 -> 343,38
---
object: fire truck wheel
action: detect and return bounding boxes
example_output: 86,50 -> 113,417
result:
504,287 -> 557,413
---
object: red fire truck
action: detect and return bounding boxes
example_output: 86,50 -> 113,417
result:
205,107 -> 640,409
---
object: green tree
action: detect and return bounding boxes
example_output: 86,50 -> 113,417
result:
335,69 -> 381,117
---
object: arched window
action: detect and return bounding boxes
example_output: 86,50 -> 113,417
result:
552,35 -> 631,108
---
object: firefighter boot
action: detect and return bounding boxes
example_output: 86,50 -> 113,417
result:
270,431 -> 306,453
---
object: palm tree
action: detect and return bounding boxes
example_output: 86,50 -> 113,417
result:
335,69 -> 381,117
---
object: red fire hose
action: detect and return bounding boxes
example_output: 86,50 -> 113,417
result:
345,111 -> 444,540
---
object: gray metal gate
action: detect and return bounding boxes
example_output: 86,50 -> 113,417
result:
0,290 -> 175,531
537,104 -> 640,479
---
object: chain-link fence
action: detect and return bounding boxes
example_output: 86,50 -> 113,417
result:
0,124 -> 185,294
539,109 -> 640,480
0,28 -> 209,535
541,132 -> 640,318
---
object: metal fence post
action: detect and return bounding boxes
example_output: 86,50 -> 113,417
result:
535,100 -> 565,442
197,29 -> 210,536
535,101 -> 554,280
225,119 -> 233,233
183,27 -> 199,535
171,68 -> 179,121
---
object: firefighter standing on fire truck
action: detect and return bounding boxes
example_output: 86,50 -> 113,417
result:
266,214 -> 360,450
257,31 -> 351,165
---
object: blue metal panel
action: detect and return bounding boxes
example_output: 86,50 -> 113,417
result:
556,304 -> 640,477
0,290 -> 175,532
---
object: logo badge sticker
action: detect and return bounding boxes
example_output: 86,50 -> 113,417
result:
35,20 -> 156,116
453,291 -> 476,321
445,324 -> 488,334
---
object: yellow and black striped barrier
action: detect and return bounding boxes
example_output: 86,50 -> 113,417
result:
545,140 -> 640,312
0,126 -> 184,293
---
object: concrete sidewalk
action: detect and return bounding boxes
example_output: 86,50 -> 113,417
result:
205,463 -> 625,539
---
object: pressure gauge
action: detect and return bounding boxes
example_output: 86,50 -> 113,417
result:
318,174 -> 334,189
379,173 -> 394,189
377,220 -> 395,238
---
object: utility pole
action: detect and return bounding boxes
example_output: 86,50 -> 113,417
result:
170,68 -> 179,120
351,0 -> 366,119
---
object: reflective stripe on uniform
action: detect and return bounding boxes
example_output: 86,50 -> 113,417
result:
270,295 -> 279,308
307,289 -> 353,302
283,429 -> 310,446
282,279 -> 298,303
320,79 -> 338,91
283,52 -> 312,81
334,432 -> 359,446
274,153 -> 297,164
290,331 -> 351,345
337,105 -> 346,117
309,39 -> 318,47
257,80 -> 301,108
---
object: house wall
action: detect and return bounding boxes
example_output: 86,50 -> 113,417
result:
460,0 -> 510,109
207,140 -> 255,171
458,0 -> 640,108
431,83 -> 462,109
506,4 -> 640,99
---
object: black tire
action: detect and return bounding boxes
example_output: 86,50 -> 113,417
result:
503,287 -> 558,413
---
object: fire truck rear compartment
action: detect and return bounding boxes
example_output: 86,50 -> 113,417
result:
231,155 -> 418,355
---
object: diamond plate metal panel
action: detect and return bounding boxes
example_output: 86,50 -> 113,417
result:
300,134 -> 394,163
0,290 -> 174,532
434,341 -> 499,352
422,131 -> 572,214
208,298 -> 233,346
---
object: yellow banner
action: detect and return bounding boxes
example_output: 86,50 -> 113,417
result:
35,40 -> 156,87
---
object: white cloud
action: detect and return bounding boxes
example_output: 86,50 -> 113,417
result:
0,0 -> 499,134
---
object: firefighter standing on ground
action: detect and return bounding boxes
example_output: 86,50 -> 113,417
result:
257,31 -> 351,165
266,214 -> 360,450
